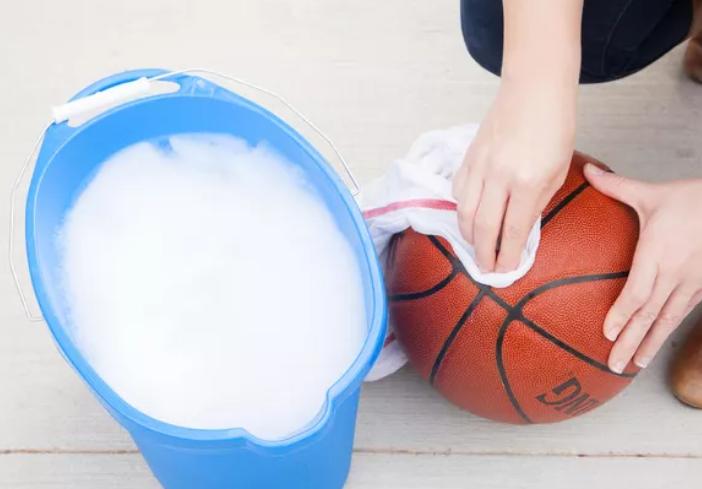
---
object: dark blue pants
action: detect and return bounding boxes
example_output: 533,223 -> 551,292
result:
461,0 -> 694,83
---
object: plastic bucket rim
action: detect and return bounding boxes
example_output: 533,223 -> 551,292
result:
25,68 -> 388,446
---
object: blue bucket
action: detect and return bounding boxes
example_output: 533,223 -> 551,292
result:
25,69 -> 387,488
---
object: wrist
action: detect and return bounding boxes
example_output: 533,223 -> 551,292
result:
498,70 -> 579,112
492,75 -> 578,144
502,48 -> 581,92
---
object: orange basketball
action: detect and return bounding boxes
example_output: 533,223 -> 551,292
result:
386,152 -> 640,424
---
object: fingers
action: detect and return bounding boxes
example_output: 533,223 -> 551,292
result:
495,191 -> 539,273
634,285 -> 695,368
603,241 -> 657,342
608,276 -> 676,373
452,159 -> 469,201
473,184 -> 508,272
454,165 -> 484,244
584,163 -> 648,210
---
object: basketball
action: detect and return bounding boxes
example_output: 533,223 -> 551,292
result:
386,152 -> 640,424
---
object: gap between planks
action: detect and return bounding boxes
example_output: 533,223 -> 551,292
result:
2,448 -> 701,460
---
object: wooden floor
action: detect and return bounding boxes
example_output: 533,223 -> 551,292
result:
2,1 -> 702,487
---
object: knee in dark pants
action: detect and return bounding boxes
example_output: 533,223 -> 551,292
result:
459,0 -> 694,84
460,0 -> 505,77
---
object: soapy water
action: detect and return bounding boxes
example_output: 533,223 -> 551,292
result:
57,133 -> 367,439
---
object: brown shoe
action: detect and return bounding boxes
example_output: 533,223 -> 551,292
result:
685,36 -> 702,83
671,321 -> 702,408
686,0 -> 702,82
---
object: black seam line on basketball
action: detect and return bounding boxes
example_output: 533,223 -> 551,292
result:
493,271 -> 635,425
540,182 -> 590,228
509,271 -> 636,379
429,289 -> 487,385
389,268 -> 459,302
516,271 -> 630,308
428,235 -> 512,309
425,236 -> 532,422
518,316 -> 637,379
428,235 -> 634,421
427,235 -> 456,263
428,233 -> 631,331
436,224 -> 630,320
496,312 -> 534,424
387,233 -> 400,271
496,271 -> 635,402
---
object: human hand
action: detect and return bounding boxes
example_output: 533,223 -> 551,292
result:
452,78 -> 576,272
585,164 -> 702,372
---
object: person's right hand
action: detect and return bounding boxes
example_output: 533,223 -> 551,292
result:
452,77 -> 577,273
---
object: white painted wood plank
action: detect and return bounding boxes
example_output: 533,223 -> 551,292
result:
349,452 -> 702,489
2,452 -> 701,489
0,454 -> 158,489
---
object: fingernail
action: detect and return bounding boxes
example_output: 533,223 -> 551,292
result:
634,356 -> 650,368
604,327 -> 618,342
586,163 -> 605,176
610,360 -> 625,374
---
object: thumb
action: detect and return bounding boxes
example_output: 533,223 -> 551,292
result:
584,163 -> 646,208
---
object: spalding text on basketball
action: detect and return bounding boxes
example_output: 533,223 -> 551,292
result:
535,377 -> 600,417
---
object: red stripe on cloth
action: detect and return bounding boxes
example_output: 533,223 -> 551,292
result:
363,199 -> 457,219
383,332 -> 396,347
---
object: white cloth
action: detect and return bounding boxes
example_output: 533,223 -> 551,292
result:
362,125 -> 540,381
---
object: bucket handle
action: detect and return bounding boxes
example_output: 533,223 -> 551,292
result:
48,68 -> 360,195
10,68 -> 360,322
10,123 -> 51,322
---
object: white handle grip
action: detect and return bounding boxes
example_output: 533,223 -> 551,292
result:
51,77 -> 152,124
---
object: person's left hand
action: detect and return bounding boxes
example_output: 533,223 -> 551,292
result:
584,164 -> 702,373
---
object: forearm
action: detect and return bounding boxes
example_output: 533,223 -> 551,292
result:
501,0 -> 583,88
